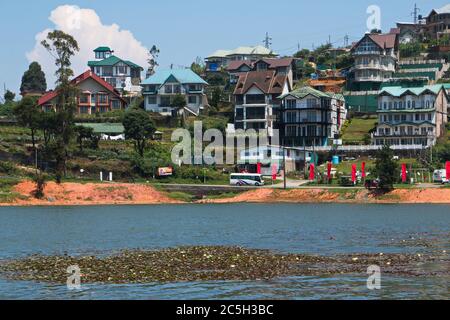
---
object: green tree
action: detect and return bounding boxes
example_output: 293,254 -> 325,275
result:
74,125 -> 95,152
123,109 -> 156,157
191,61 -> 205,76
374,145 -> 399,191
20,62 -> 47,94
4,90 -> 15,103
13,96 -> 41,148
210,87 -> 223,109
41,30 -> 79,183
171,94 -> 186,110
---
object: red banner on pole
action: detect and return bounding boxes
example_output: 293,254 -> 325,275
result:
351,164 -> 357,183
327,162 -> 332,180
257,162 -> 261,174
446,161 -> 450,180
401,163 -> 407,183
309,164 -> 315,181
272,163 -> 277,181
361,162 -> 366,178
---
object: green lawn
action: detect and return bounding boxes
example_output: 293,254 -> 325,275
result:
341,117 -> 377,144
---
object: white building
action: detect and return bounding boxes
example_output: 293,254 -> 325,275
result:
142,69 -> 209,116
373,84 -> 448,146
88,47 -> 143,94
351,32 -> 399,87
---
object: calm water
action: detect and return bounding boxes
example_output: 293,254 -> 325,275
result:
0,204 -> 448,299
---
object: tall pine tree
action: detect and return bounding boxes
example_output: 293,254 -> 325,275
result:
20,62 -> 47,94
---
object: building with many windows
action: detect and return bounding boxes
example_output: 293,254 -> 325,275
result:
38,70 -> 127,114
278,87 -> 347,147
233,69 -> 291,137
142,69 -> 209,116
350,31 -> 399,91
373,84 -> 448,146
424,4 -> 450,40
88,47 -> 143,93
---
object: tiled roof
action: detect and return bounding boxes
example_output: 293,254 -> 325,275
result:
88,55 -> 143,70
278,86 -> 331,100
227,58 -> 294,72
75,123 -> 124,134
352,33 -> 398,51
226,61 -> 253,71
141,69 -> 208,85
379,84 -> 445,97
38,70 -> 125,106
233,70 -> 288,95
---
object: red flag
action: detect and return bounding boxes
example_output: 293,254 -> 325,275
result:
401,163 -> 407,183
351,164 -> 357,183
257,162 -> 261,174
446,161 -> 450,180
327,162 -> 332,180
309,164 -> 315,181
361,162 -> 366,178
272,163 -> 277,181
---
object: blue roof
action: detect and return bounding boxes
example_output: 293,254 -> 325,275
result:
141,69 -> 208,85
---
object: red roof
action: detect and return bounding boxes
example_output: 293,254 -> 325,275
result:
233,70 -> 289,95
227,61 -> 253,71
352,32 -> 398,51
38,70 -> 126,106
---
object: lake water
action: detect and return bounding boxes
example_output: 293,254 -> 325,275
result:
0,204 -> 448,299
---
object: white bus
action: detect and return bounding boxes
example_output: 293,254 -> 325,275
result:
230,173 -> 264,187
433,169 -> 446,183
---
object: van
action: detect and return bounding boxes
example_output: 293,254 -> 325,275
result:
230,173 -> 264,186
433,169 -> 446,183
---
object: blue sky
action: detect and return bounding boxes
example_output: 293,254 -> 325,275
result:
0,0 -> 447,95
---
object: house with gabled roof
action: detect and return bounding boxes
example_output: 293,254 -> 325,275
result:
351,31 -> 399,91
373,84 -> 448,147
233,68 -> 291,137
141,69 -> 209,116
278,86 -> 347,147
206,45 -> 278,72
88,47 -> 143,94
38,70 -> 127,114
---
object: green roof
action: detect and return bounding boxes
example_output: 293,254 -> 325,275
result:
379,84 -> 444,97
94,47 -> 112,52
88,55 -> 143,70
76,123 -> 124,134
279,86 -> 331,100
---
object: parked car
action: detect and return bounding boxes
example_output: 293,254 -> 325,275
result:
364,179 -> 379,190
433,169 -> 446,183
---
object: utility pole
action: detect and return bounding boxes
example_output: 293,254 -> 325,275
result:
344,35 -> 349,47
411,3 -> 420,24
263,32 -> 272,49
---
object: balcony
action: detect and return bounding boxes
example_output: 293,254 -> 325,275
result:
353,50 -> 382,56
373,131 -> 434,138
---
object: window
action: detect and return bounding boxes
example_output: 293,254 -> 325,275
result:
147,96 -> 157,104
286,99 -> 296,109
116,66 -> 127,75
246,94 -> 265,104
286,111 -> 296,123
188,96 -> 197,104
79,94 -> 89,104
307,99 -> 316,108
111,100 -> 121,110
98,94 -> 108,104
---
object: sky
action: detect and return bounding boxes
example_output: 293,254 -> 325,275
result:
0,0 -> 447,96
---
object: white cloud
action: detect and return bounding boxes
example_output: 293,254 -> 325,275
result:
27,5 -> 149,88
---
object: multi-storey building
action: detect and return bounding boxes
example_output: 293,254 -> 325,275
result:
350,32 -> 399,91
425,4 -> 450,40
233,69 -> 291,137
38,70 -> 127,114
205,45 -> 277,72
88,47 -> 143,93
373,84 -> 448,146
142,69 -> 209,116
278,87 -> 347,147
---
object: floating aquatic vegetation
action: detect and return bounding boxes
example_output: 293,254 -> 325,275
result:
0,246 -> 447,284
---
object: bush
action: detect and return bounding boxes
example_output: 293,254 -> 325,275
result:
0,161 -> 18,175
32,172 -> 47,199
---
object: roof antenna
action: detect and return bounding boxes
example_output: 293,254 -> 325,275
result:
411,3 -> 420,24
